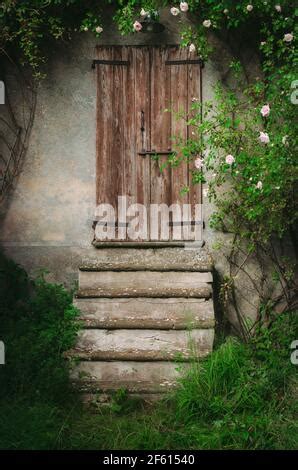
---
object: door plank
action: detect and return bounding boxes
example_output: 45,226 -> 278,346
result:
134,47 -> 151,240
150,47 -> 172,241
96,47 -> 114,207
168,47 -> 190,240
111,47 -> 124,233
120,46 -> 135,240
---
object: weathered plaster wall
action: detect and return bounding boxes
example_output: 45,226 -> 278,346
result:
0,9 -> 263,325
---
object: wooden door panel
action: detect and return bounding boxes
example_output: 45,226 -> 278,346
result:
95,46 -> 202,242
168,47 -> 190,240
150,47 -> 172,208
134,47 -> 151,240
150,47 -> 172,240
96,46 -> 114,207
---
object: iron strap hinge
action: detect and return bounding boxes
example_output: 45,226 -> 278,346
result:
92,59 -> 130,69
165,59 -> 204,67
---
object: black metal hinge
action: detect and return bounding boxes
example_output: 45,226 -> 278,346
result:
165,59 -> 204,68
92,59 -> 129,69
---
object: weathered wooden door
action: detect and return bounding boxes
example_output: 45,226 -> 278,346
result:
95,46 -> 202,242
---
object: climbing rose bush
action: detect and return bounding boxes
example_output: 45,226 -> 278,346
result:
0,0 -> 296,252
173,75 -> 297,250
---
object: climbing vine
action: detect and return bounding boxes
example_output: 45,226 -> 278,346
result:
0,1 -> 297,337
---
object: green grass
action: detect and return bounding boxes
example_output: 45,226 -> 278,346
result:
0,252 -> 297,450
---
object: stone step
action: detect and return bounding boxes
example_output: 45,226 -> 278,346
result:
71,361 -> 187,393
81,393 -> 166,406
67,328 -> 214,361
80,247 -> 213,272
74,298 -> 215,329
77,271 -> 213,298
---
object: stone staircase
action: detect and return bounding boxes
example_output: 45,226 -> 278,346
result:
69,247 -> 215,403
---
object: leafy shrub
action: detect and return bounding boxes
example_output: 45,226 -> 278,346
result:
0,252 -> 80,403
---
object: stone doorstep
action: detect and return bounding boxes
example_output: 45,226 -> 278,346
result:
71,247 -> 215,399
71,361 -> 187,394
80,247 -> 213,272
67,328 -> 214,361
77,271 -> 213,299
74,298 -> 215,329
81,393 -> 166,409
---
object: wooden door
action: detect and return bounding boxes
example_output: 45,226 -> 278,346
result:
95,46 -> 202,242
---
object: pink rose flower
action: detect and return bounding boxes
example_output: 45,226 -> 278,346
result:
170,7 -> 180,16
261,104 -> 270,117
225,154 -> 235,165
284,33 -> 294,43
259,132 -> 270,144
133,21 -> 142,32
180,2 -> 189,12
194,158 -> 204,169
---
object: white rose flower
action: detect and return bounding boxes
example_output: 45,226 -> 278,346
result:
246,5 -> 253,12
189,43 -> 196,53
203,19 -> 211,28
203,188 -> 209,198
170,7 -> 180,16
180,2 -> 189,12
95,26 -> 103,34
284,33 -> 294,43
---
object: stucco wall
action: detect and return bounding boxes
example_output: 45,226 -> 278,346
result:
0,9 -> 263,324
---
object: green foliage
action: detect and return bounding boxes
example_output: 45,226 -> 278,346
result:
176,314 -> 298,420
0,314 -> 297,450
0,251 -> 80,402
0,255 -> 297,449
0,1 -> 296,76
179,77 -> 297,249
